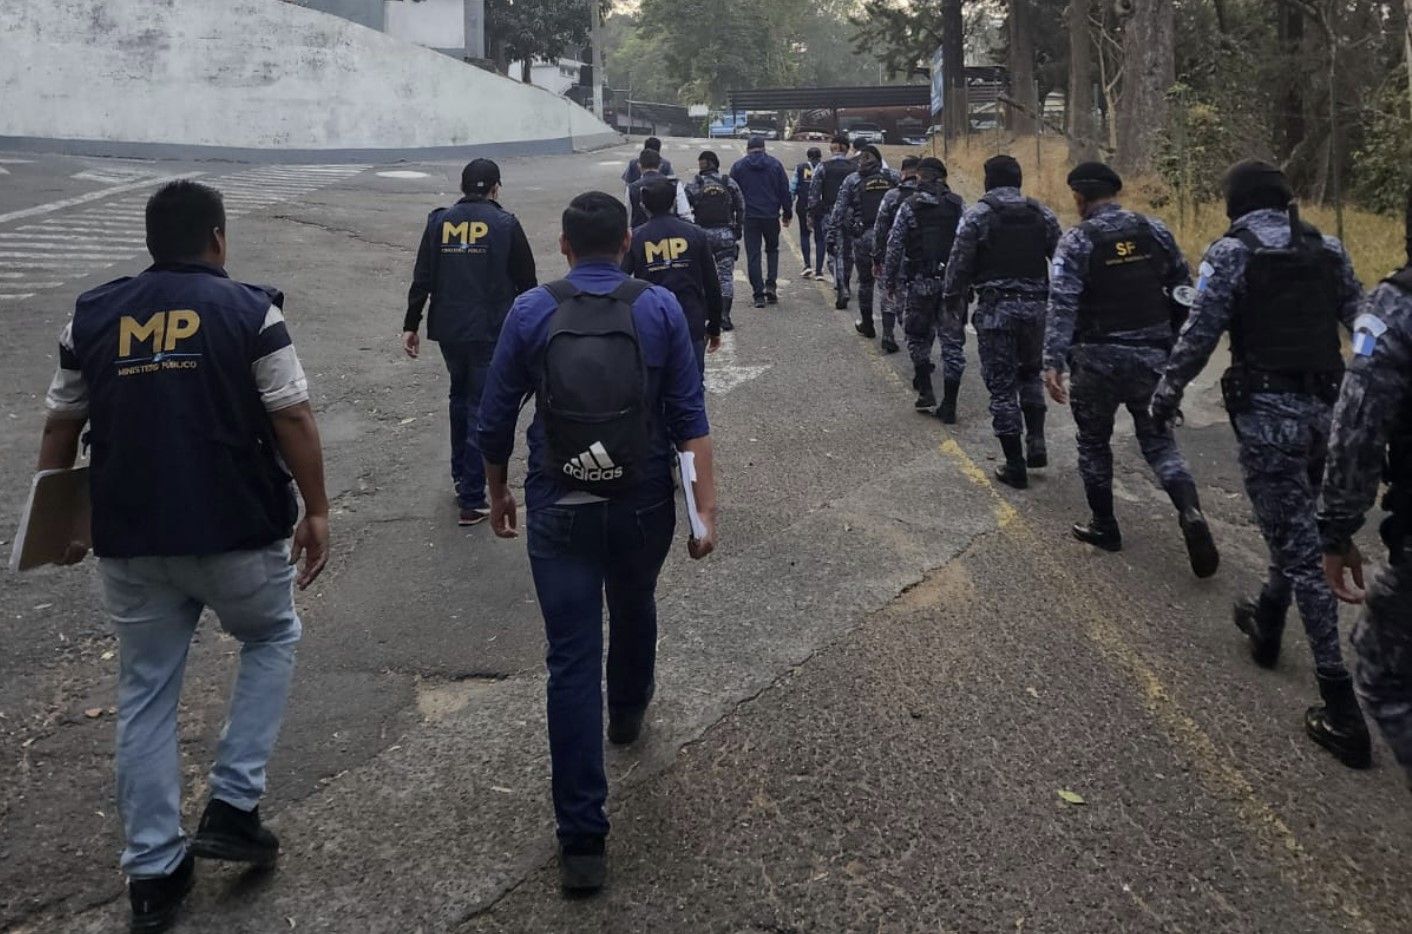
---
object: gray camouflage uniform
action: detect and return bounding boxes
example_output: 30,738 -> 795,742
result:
809,154 -> 856,294
1044,203 -> 1194,500
875,177 -> 918,333
945,187 -> 1062,438
831,166 -> 902,334
1152,207 -> 1363,677
884,183 -> 967,384
1319,274 -> 1412,779
684,170 -> 746,304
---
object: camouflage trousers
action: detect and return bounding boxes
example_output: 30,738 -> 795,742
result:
827,224 -> 854,294
904,285 -> 966,384
853,228 -> 894,339
976,311 -> 1045,439
1068,343 -> 1193,495
1232,393 -> 1345,677
1353,558 -> 1412,781
702,226 -> 738,302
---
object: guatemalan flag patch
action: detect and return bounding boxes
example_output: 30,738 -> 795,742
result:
1352,313 -> 1388,357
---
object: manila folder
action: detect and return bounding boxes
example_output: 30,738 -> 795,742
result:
9,467 -> 91,571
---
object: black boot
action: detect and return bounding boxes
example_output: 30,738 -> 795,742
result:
1233,594 -> 1286,668
854,314 -> 876,339
720,296 -> 734,332
880,314 -> 899,354
1022,405 -> 1047,468
913,364 -> 936,411
1306,673 -> 1373,769
835,287 -> 849,310
559,835 -> 608,896
937,379 -> 960,424
994,435 -> 1029,489
1167,482 -> 1220,579
1073,485 -> 1122,551
190,798 -> 280,866
129,853 -> 195,934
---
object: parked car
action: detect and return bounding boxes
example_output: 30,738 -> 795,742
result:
789,126 -> 831,142
737,124 -> 780,140
900,134 -> 928,146
708,114 -> 748,138
847,122 -> 886,144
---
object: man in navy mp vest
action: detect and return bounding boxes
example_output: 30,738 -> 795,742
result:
403,159 -> 537,526
478,191 -> 718,896
36,180 -> 330,933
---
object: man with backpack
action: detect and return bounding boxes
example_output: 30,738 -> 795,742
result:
830,144 -> 900,350
477,191 -> 718,896
943,155 -> 1062,488
685,150 -> 745,332
624,178 -> 724,376
882,157 -> 966,419
404,159 -> 537,526
810,134 -> 858,309
792,147 -> 825,279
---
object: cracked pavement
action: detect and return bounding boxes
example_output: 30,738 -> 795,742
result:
0,141 -> 1407,933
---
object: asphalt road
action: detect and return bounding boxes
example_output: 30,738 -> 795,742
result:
0,140 -> 1407,934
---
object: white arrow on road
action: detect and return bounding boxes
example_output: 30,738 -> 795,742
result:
704,332 -> 770,395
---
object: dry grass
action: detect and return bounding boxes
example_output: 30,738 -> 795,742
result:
882,135 -> 1404,285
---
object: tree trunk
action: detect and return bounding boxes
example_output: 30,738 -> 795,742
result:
1067,0 -> 1097,161
1274,3 -> 1306,165
942,0 -> 967,140
1115,0 -> 1175,173
520,57 -> 532,83
1008,0 -> 1036,134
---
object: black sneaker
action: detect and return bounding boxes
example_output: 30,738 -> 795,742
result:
189,799 -> 280,867
753,296 -> 766,309
129,853 -> 195,934
880,337 -> 900,354
764,291 -> 778,305
835,292 -> 849,310
559,836 -> 607,896
607,706 -> 647,746
854,319 -> 877,339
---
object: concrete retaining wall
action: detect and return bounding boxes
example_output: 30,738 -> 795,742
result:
0,0 -> 618,162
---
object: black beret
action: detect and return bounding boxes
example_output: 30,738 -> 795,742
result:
1067,161 -> 1122,196
918,157 -> 948,178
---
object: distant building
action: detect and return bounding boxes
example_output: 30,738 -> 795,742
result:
507,58 -> 587,97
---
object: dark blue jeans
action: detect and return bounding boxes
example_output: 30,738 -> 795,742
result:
800,211 -> 825,273
438,341 -> 492,510
743,217 -> 781,300
527,498 -> 676,841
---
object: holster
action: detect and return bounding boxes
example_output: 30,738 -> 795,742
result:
1220,367 -> 1252,416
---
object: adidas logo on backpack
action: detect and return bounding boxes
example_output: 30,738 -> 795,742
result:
564,442 -> 624,483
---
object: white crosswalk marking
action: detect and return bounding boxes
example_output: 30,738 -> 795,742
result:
0,164 -> 367,301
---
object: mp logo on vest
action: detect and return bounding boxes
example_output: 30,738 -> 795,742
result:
441,220 -> 490,254
644,237 -> 691,268
116,309 -> 203,375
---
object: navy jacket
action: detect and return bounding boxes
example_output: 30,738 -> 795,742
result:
405,196 -> 537,345
730,151 -> 794,222
477,261 -> 709,511
67,264 -> 298,557
623,214 -> 724,341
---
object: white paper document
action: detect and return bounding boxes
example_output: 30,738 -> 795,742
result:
677,451 -> 709,541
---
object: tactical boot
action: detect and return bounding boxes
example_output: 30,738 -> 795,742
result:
855,315 -> 876,339
1074,485 -> 1122,551
937,380 -> 960,425
880,314 -> 899,353
913,364 -> 936,411
1022,405 -> 1048,468
1233,594 -> 1286,668
1167,482 -> 1220,579
994,435 -> 1028,489
1306,673 -> 1373,769
190,799 -> 280,866
128,853 -> 195,934
835,289 -> 849,310
720,297 -> 734,332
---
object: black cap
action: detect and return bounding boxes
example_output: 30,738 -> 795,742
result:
1067,161 -> 1122,198
807,146 -> 822,160
461,158 -> 501,196
917,157 -> 948,180
747,135 -> 765,150
984,154 -> 1023,191
699,150 -> 720,169
1222,159 -> 1293,220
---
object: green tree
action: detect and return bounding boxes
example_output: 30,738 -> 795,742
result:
486,0 -> 592,81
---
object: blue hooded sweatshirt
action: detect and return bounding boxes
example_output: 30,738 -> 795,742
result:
729,150 -> 794,222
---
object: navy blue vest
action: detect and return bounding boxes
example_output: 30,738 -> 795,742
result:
424,198 -> 518,344
627,215 -> 711,341
70,263 -> 297,558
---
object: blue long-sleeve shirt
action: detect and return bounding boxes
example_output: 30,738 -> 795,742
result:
477,260 -> 710,511
729,151 -> 793,222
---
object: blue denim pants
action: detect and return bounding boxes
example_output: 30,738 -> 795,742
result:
526,498 -> 675,841
800,210 -> 826,273
439,341 -> 493,510
100,543 -> 301,878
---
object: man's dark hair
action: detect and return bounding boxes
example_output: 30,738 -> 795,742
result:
145,180 -> 225,263
641,178 -> 677,217
563,191 -> 628,258
917,157 -> 948,181
831,134 -> 850,150
639,148 -> 662,171
983,154 -> 1023,191
807,147 -> 822,160
901,156 -> 921,171
645,137 -> 663,152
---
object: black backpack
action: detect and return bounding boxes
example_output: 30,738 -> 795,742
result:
538,279 -> 653,497
693,174 -> 733,228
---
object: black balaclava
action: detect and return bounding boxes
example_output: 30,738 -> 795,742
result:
984,155 -> 1023,191
1223,159 -> 1293,221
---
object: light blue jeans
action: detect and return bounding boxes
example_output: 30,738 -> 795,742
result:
100,542 -> 302,878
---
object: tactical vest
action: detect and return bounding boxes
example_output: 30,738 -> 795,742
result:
858,172 -> 897,229
820,159 -> 852,207
427,197 -> 517,344
70,264 -> 297,558
692,174 -> 733,228
795,163 -> 816,206
975,195 -> 1050,284
1227,223 -> 1345,375
1077,217 -> 1169,339
904,194 -> 962,280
